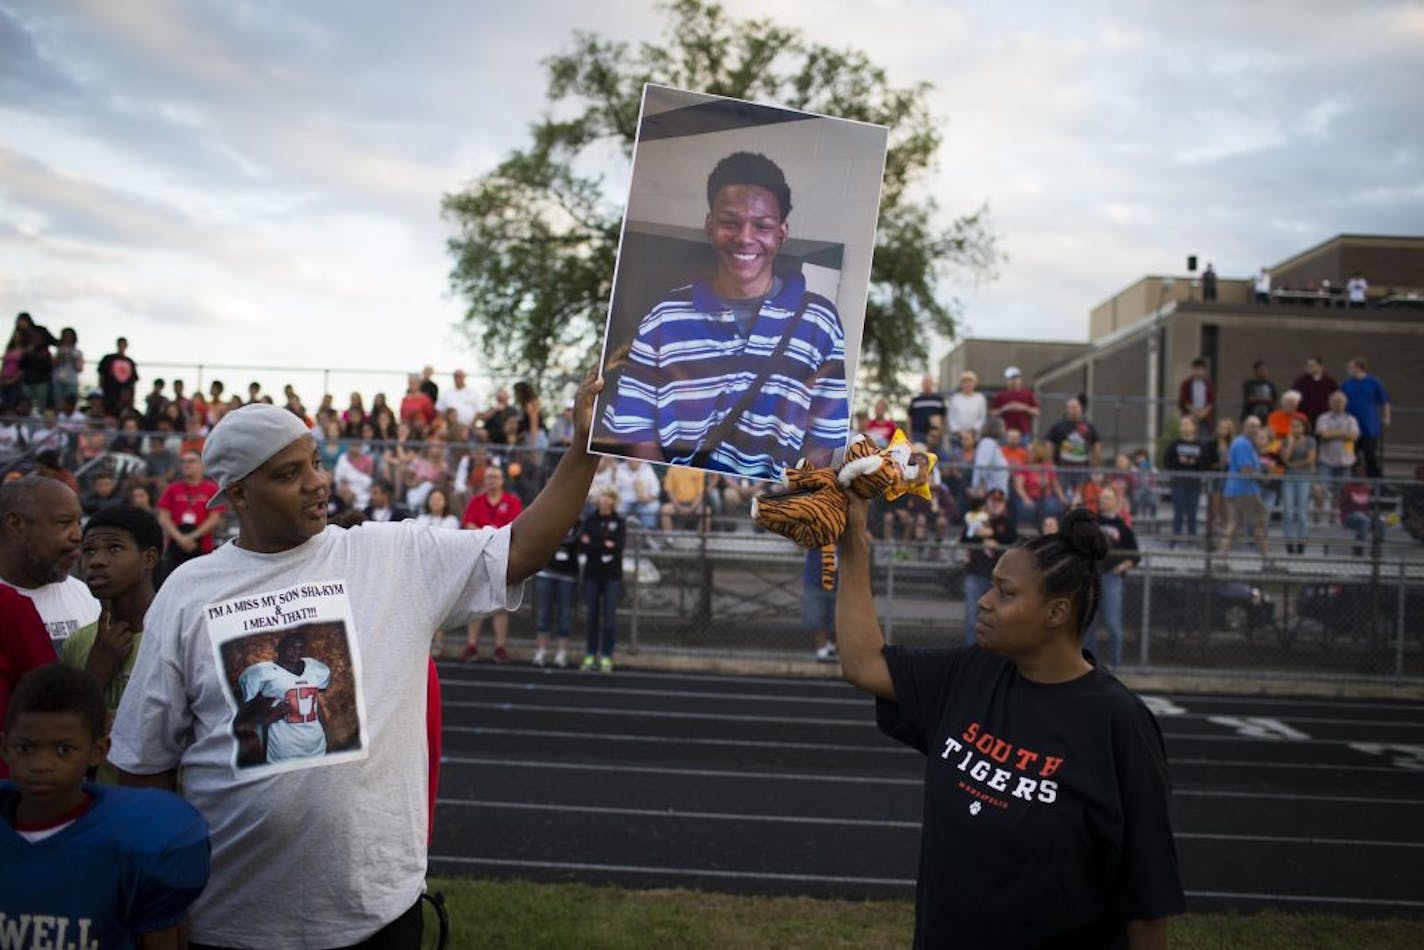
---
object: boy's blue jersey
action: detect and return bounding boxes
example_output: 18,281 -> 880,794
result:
0,782 -> 209,948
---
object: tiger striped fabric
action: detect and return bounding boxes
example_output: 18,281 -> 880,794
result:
751,462 -> 847,550
603,272 -> 849,480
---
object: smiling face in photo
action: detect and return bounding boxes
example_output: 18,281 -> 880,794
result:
705,184 -> 787,299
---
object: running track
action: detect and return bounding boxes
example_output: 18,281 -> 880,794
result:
429,663 -> 1424,917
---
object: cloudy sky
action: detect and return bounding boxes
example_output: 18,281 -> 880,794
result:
3,0 -> 1421,402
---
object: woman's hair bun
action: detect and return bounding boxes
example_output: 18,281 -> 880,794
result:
1059,508 -> 1109,562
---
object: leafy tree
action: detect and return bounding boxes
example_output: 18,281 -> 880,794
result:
443,0 -> 998,394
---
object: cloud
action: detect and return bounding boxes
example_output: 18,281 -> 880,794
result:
0,0 -> 1419,390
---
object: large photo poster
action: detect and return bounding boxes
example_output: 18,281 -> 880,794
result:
591,84 -> 888,481
206,580 -> 369,777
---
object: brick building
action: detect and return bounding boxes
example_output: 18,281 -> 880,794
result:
943,234 -> 1424,471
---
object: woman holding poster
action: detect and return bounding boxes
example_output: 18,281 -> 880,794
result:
835,500 -> 1184,948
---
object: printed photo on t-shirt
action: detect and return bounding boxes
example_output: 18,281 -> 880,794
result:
205,580 -> 369,777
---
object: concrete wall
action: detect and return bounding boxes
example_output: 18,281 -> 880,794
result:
1273,235 -> 1424,294
940,339 -> 1089,394
1090,276 -> 1254,339
1040,304 -> 1424,465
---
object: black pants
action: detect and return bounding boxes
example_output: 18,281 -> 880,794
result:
190,897 -> 423,950
1357,433 -> 1383,479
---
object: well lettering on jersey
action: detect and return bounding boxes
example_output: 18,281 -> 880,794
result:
0,914 -> 98,950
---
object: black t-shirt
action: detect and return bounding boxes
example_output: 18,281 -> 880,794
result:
908,393 -> 948,435
1241,379 -> 1276,422
1044,419 -> 1099,468
959,512 -> 1017,576
541,525 -> 581,580
876,645 -> 1184,949
1096,514 -> 1139,573
579,510 -> 625,581
1162,439 -> 1211,474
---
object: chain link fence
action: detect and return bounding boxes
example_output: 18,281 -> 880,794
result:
488,528 -> 1424,681
6,416 -> 1421,683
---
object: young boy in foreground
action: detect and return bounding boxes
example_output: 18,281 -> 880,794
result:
0,665 -> 209,948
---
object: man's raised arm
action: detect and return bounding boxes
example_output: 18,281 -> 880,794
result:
507,373 -> 604,584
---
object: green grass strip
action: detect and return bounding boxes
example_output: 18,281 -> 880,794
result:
424,877 -> 1420,948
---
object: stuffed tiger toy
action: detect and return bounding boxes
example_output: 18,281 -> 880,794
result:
751,434 -> 937,591
750,460 -> 846,551
750,460 -> 844,592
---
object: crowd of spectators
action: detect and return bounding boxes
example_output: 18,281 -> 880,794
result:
3,308 -> 1414,678
5,308 -> 1402,569
1168,354 -> 1395,558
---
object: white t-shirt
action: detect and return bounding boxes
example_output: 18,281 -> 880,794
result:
435,385 -> 482,427
946,392 -> 988,435
332,453 -> 373,508
109,522 -> 519,948
971,436 -> 1010,494
614,462 -> 660,506
1347,277 -> 1368,303
415,513 -> 460,530
0,423 -> 23,458
0,575 -> 101,654
587,465 -> 617,504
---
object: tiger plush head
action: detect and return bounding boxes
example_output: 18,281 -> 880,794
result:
751,459 -> 847,550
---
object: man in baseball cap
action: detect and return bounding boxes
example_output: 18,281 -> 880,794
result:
990,365 -> 1039,439
110,375 -> 606,947
201,403 -> 311,509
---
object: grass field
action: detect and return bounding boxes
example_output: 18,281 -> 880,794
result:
425,877 -> 1419,948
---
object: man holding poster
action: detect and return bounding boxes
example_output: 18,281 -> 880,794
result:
108,382 -> 603,949
602,151 -> 850,480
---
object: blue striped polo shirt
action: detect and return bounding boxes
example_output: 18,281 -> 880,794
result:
603,272 -> 849,480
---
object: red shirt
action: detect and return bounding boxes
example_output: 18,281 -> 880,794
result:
426,658 -> 441,842
463,490 -> 522,529
158,478 -> 224,553
1339,482 -> 1372,522
0,587 -> 56,778
990,387 -> 1039,437
399,392 -> 437,427
865,417 -> 897,447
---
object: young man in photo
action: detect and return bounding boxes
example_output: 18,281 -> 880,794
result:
603,151 -> 848,480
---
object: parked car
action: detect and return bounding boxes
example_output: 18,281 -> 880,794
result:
1286,581 -> 1424,651
1125,575 -> 1277,645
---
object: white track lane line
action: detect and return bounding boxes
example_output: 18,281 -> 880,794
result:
447,726 -> 1424,778
443,679 -> 865,707
436,798 -> 920,828
428,855 -> 916,888
436,798 -> 1423,849
446,702 -> 1417,750
441,754 -> 1419,781
446,725 -> 911,755
441,755 -> 921,785
1175,788 -> 1424,806
449,681 -> 1424,730
437,665 -> 853,689
440,666 -> 1424,711
1183,891 -> 1424,910
444,699 -> 867,727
